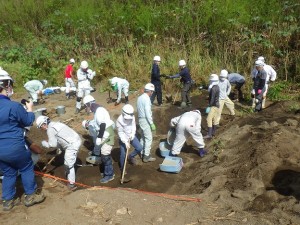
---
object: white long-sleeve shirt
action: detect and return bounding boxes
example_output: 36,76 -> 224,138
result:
90,107 -> 114,131
116,114 -> 136,143
111,77 -> 129,102
76,68 -> 95,89
24,80 -> 43,91
137,93 -> 153,125
47,122 -> 81,149
170,111 -> 202,131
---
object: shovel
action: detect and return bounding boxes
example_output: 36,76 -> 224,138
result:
42,155 -> 57,172
76,163 -> 94,167
120,145 -> 132,184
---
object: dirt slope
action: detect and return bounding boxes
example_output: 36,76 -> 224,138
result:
1,89 -> 300,225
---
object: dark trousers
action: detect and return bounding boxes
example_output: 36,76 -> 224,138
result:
181,82 -> 192,103
150,82 -> 162,105
235,82 -> 245,100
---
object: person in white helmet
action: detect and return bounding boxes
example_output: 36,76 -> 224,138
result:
251,60 -> 267,112
216,69 -> 235,125
150,55 -> 163,106
36,115 -> 82,191
137,83 -> 156,162
170,110 -> 207,157
24,79 -> 47,105
65,58 -> 76,99
252,56 -> 277,108
204,74 -> 220,139
116,104 -> 143,173
75,60 -> 96,114
109,77 -> 130,106
82,95 -> 115,183
167,59 -> 193,108
0,68 -> 45,210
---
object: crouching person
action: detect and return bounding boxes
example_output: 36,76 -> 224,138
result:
116,104 -> 143,173
82,95 -> 115,184
170,110 -> 207,157
36,115 -> 82,191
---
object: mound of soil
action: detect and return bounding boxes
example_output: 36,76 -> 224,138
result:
1,89 -> 300,224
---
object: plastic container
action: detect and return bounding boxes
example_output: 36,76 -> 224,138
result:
159,156 -> 183,173
159,141 -> 172,157
56,106 -> 65,115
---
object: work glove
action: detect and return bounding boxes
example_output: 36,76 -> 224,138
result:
41,140 -> 50,148
130,134 -> 135,141
125,141 -> 130,150
205,107 -> 211,114
96,138 -> 102,146
150,123 -> 156,131
257,89 -> 262,94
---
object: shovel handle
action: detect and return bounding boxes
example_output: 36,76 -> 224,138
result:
42,155 -> 56,171
120,145 -> 130,184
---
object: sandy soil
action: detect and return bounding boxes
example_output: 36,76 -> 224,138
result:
1,87 -> 300,225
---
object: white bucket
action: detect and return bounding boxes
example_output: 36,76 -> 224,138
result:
56,106 -> 65,115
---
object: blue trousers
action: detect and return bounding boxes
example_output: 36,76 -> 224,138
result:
119,136 -> 143,171
101,155 -> 114,178
0,146 -> 37,200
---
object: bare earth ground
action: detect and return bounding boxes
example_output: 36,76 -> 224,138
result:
1,87 -> 300,225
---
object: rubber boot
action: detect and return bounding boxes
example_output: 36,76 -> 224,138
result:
262,98 -> 266,109
212,125 -> 217,137
251,98 -> 256,108
203,127 -> 213,139
125,96 -> 129,104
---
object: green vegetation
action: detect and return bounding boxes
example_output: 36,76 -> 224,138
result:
0,0 -> 299,94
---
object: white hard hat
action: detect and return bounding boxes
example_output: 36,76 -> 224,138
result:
80,60 -> 88,69
36,115 -> 49,128
144,83 -> 155,91
122,104 -> 134,120
255,60 -> 265,67
40,80 -> 47,85
220,69 -> 228,78
70,58 -> 75,64
83,95 -> 95,105
0,68 -> 14,88
178,60 -> 186,67
209,74 -> 219,81
257,56 -> 265,62
109,77 -> 118,86
153,56 -> 161,61
82,120 -> 90,129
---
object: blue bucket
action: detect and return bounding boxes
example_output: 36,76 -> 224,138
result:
159,141 -> 172,157
159,156 -> 183,173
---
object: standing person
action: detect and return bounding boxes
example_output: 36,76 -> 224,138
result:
150,55 -> 163,106
167,60 -> 192,108
36,115 -> 82,191
257,56 -> 277,108
169,110 -> 207,157
227,73 -> 245,101
75,60 -> 96,114
216,70 -> 235,125
116,104 -> 143,173
252,60 -> 267,112
137,83 -> 156,162
109,77 -> 129,106
82,95 -> 115,183
65,58 -> 76,99
24,79 -> 47,105
0,68 -> 45,211
204,74 -> 220,139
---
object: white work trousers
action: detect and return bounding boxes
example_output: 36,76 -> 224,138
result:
64,141 -> 81,184
25,87 -> 38,102
216,98 -> 235,124
65,78 -> 75,94
172,123 -> 205,155
139,118 -> 153,157
76,83 -> 91,110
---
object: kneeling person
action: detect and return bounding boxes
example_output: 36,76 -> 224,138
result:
36,116 -> 82,191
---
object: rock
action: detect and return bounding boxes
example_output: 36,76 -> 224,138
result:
157,217 -> 163,222
284,119 -> 298,127
270,121 -> 279,127
116,207 -> 127,215
242,218 -> 247,222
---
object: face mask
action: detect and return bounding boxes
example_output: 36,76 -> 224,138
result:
7,86 -> 13,97
220,77 -> 226,81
